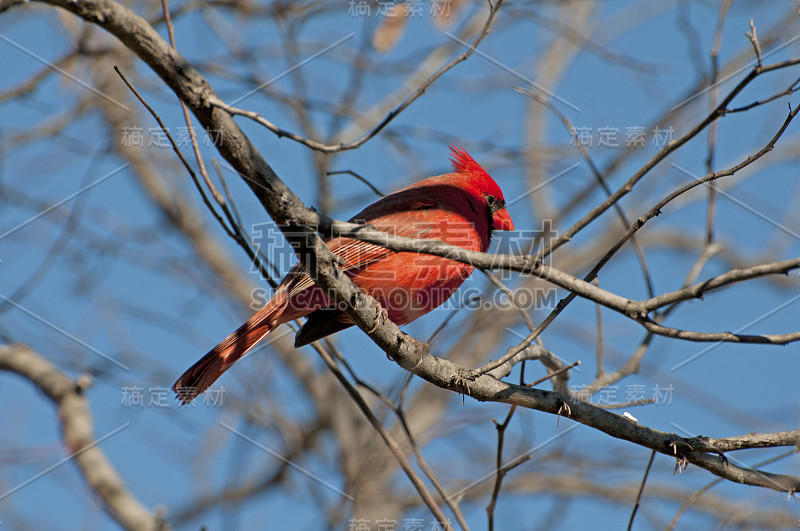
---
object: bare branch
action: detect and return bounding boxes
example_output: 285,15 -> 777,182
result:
205,0 -> 505,154
14,0 -> 800,502
0,345 -> 167,531
627,450 -> 656,531
746,19 -> 763,68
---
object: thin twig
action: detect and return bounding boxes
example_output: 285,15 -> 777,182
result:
158,0 -> 281,286
665,449 -> 798,531
483,271 -> 537,332
528,361 -> 580,388
627,450 -> 656,531
724,74 -> 800,113
467,102 -> 800,376
112,66 -> 234,238
487,405 -> 517,531
115,62 -> 276,287
212,159 -> 280,286
516,86 -> 655,299
593,278 -> 605,378
160,0 -> 221,205
309,342 -> 454,529
326,170 -> 385,198
746,19 -> 763,68
704,0 -> 732,246
325,342 -> 469,529
476,81 -> 798,377
206,0 -> 505,153
531,56 -> 800,266
428,294 -> 482,347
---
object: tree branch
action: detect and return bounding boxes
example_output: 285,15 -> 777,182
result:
15,0 -> 800,497
0,344 -> 167,531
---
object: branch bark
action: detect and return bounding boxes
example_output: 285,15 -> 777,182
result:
0,344 -> 167,531
11,0 -> 800,497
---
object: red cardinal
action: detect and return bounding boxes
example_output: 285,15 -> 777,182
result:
174,145 -> 514,403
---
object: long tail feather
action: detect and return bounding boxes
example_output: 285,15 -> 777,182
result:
173,289 -> 288,404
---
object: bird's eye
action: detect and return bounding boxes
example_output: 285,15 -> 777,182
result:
484,194 -> 505,214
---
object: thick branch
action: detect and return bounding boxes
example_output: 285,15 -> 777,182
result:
0,344 -> 166,531
15,0 -> 800,496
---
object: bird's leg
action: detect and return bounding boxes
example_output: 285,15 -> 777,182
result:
367,300 -> 388,334
407,334 -> 429,370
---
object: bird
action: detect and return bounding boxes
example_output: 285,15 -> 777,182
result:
173,145 -> 514,404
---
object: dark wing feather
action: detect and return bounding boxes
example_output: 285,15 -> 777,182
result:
288,187 -> 480,346
294,307 -> 353,347
285,193 -> 441,297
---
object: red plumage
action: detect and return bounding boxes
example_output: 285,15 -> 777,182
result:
173,145 -> 514,404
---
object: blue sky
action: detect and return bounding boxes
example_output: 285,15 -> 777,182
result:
2,0 -> 800,529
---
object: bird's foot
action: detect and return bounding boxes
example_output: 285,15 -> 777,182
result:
367,301 -> 388,334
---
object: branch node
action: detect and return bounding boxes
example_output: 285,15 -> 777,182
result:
745,19 -> 763,68
556,399 -> 572,427
449,366 -> 473,396
76,373 -> 93,392
673,456 -> 689,475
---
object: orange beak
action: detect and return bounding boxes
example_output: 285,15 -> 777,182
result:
492,208 -> 514,232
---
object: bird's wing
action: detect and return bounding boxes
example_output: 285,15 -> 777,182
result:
284,196 -> 444,298
292,205 -> 480,345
